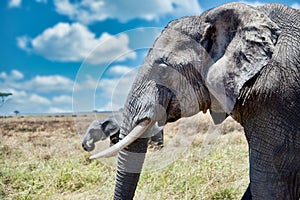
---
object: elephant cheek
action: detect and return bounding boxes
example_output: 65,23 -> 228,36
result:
165,95 -> 181,123
153,103 -> 168,126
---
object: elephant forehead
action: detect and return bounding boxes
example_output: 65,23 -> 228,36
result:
88,120 -> 101,129
87,127 -> 102,135
151,30 -> 202,63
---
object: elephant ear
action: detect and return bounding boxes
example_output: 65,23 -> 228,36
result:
201,3 -> 280,113
100,119 -> 120,138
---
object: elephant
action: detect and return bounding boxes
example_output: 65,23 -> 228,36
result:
90,2 -> 300,200
82,112 -> 163,152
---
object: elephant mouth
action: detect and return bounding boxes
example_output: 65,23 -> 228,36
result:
154,85 -> 181,125
82,139 -> 95,152
89,119 -> 155,159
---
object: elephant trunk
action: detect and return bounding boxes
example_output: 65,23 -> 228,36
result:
114,138 -> 149,200
112,75 -> 165,199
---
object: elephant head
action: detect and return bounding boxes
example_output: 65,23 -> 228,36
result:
82,113 -> 122,152
82,112 -> 163,152
90,2 -> 282,199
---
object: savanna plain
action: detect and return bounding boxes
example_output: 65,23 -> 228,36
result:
1,113 -> 249,200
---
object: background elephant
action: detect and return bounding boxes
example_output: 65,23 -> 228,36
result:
82,112 -> 163,152
91,3 -> 300,199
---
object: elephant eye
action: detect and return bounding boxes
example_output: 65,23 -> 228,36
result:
159,63 -> 168,68
151,60 -> 172,82
157,63 -> 173,80
154,57 -> 169,66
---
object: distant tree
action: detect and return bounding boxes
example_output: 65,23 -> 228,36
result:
0,92 -> 12,107
14,110 -> 20,116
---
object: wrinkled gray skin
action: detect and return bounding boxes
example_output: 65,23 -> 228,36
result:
113,3 -> 299,200
82,112 -> 163,152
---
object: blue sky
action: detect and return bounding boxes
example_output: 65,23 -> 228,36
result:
1,0 -> 299,114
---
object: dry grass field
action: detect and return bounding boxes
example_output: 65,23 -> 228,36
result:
0,113 -> 249,200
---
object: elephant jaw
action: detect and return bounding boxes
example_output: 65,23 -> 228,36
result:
89,119 -> 155,159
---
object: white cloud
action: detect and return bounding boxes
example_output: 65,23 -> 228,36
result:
24,75 -> 73,93
16,36 -> 28,50
75,75 -> 98,91
239,1 -> 264,7
47,107 -> 72,113
0,72 -> 7,79
72,65 -> 138,112
3,89 -> 50,105
0,66 -> 133,114
33,75 -> 71,85
8,0 -> 21,8
2,73 -> 74,93
0,70 -> 76,114
54,0 -> 202,24
4,89 -> 27,104
1,67 -> 137,113
36,0 -> 47,3
11,70 -> 24,80
0,70 -> 23,81
108,65 -> 134,76
17,22 -> 135,64
1,88 -> 54,114
291,3 -> 300,9
29,94 -> 51,105
96,67 -> 138,110
53,95 -> 72,103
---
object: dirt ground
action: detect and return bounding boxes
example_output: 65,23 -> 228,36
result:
0,112 -> 244,150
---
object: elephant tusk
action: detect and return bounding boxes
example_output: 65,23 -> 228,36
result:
90,119 -> 155,159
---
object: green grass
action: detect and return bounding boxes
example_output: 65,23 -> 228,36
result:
0,145 -> 115,199
137,133 -> 249,200
0,116 -> 114,199
0,115 -> 249,199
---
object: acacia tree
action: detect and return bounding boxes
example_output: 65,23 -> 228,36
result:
0,92 -> 12,107
14,110 -> 20,116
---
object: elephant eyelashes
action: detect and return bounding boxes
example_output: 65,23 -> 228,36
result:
154,58 -> 170,67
